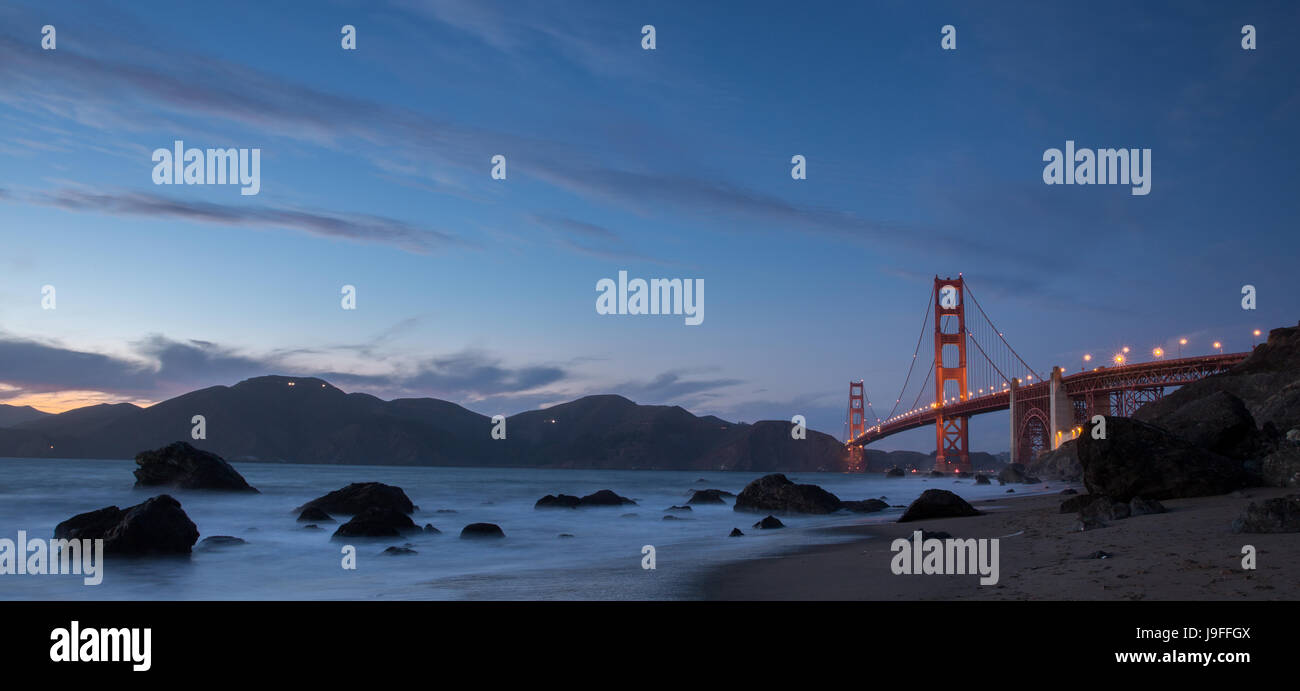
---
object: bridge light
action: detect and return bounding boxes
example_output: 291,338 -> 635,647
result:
1252,329 -> 1261,346
1114,353 -> 1125,365
1122,346 -> 1130,354
1213,341 -> 1222,354
1152,347 -> 1164,359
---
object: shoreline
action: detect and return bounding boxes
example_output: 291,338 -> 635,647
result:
695,487 -> 1300,601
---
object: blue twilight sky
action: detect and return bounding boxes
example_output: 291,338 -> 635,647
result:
0,0 -> 1297,452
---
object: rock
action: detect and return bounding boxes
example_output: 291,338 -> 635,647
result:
956,471 -> 973,479
132,441 -> 258,492
1059,494 -> 1093,513
729,528 -> 744,537
666,505 -> 692,512
662,515 -> 687,521
733,473 -> 842,514
1231,494 -> 1300,533
1128,496 -> 1167,517
974,474 -> 991,485
435,509 -> 458,514
1085,550 -> 1114,559
1141,390 -> 1262,459
1260,443 -> 1300,488
1075,517 -> 1108,531
302,524 -> 321,530
1026,441 -> 1083,482
1288,428 -> 1300,444
928,470 -> 945,477
423,524 -> 440,534
331,507 -> 419,539
298,482 -> 414,515
460,523 -> 506,539
620,513 -> 638,518
1006,489 -> 1015,493
898,489 -> 981,522
885,468 -> 905,477
382,546 -> 417,555
198,535 -> 246,548
752,515 -> 785,529
687,489 -> 732,505
54,495 -> 199,556
535,494 -> 581,509
578,490 -> 636,507
558,533 -> 574,538
297,507 -> 334,523
841,498 -> 889,513
1077,416 -> 1248,501
998,463 -> 1029,484
1060,488 -> 1079,495
1080,496 -> 1130,522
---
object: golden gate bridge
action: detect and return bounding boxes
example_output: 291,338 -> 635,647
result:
845,275 -> 1249,473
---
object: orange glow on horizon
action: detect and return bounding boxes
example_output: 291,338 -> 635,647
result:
0,390 -> 157,414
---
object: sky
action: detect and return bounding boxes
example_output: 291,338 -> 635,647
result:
0,0 -> 1297,453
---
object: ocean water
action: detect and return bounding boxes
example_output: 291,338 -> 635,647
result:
0,458 -> 1061,600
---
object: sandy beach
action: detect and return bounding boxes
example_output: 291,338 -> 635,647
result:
698,487 -> 1300,600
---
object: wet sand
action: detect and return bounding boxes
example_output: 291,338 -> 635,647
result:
698,487 -> 1299,600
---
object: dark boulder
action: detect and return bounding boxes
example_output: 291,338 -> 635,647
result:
297,507 -> 334,523
1077,416 -> 1249,501
331,507 -> 419,539
666,505 -> 692,512
1129,496 -> 1167,517
1079,496 -> 1130,522
1231,494 -> 1300,533
998,463 -> 1029,484
733,474 -> 842,514
535,494 -> 582,509
928,470 -> 945,477
687,489 -> 732,505
1059,494 -> 1093,513
302,524 -> 321,530
382,546 -> 417,555
897,489 -> 981,523
460,523 -> 506,539
1260,443 -> 1300,488
423,524 -> 441,534
729,528 -> 744,537
1026,441 -> 1082,482
885,468 -> 905,478
842,498 -> 889,513
974,474 -> 991,485
1060,488 -> 1078,495
298,482 -> 414,515
55,495 -> 199,556
1138,390 -> 1262,459
133,441 -> 258,492
578,490 -> 636,507
752,515 -> 785,529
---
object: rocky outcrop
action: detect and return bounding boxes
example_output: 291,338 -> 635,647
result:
297,482 -> 414,515
535,494 -> 581,509
885,468 -> 905,477
460,523 -> 506,539
729,528 -> 744,537
331,507 -> 420,539
198,535 -> 246,548
1231,494 -> 1300,533
974,474 -> 991,485
841,498 -> 889,513
133,441 -> 258,492
687,489 -> 732,505
897,489 -> 981,522
1026,441 -> 1082,482
578,490 -> 636,506
733,473 -> 842,514
1137,390 -> 1262,459
1077,416 -> 1248,501
997,463 -> 1040,485
54,495 -> 199,556
297,507 -> 334,523
752,515 -> 784,529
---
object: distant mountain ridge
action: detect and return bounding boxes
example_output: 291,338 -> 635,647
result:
0,376 -> 854,472
0,404 -> 53,428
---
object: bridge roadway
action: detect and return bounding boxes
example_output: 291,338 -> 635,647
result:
851,352 -> 1248,448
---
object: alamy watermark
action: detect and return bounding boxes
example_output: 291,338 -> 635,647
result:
0,531 -> 104,585
890,530 -> 999,585
152,140 -> 261,195
596,270 -> 703,325
1043,140 -> 1150,196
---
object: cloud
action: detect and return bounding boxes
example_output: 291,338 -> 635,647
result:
610,369 -> 743,406
14,188 -> 470,254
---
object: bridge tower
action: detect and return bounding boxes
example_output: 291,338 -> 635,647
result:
933,276 -> 970,473
847,381 -> 866,441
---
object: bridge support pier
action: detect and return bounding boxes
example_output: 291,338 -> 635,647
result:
1048,366 -> 1074,450
1008,377 -> 1019,465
